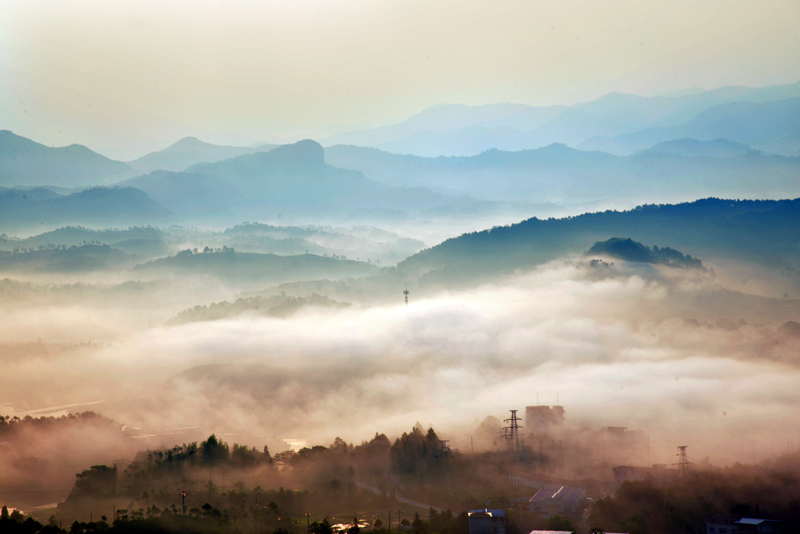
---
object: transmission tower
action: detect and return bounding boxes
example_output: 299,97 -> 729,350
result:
436,440 -> 452,486
403,286 -> 409,306
503,410 -> 523,452
437,439 -> 451,459
676,445 -> 690,477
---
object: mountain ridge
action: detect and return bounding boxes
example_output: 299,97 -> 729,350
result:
0,130 -> 137,187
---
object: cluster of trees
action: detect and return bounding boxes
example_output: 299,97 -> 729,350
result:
176,246 -> 235,257
52,428 -> 487,528
586,237 -> 708,272
390,427 -> 446,480
589,453 -> 800,534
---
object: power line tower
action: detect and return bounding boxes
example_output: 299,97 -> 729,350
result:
503,410 -> 523,452
676,445 -> 690,477
403,286 -> 409,306
436,439 -> 452,486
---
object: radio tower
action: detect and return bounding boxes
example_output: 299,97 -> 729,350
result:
676,446 -> 690,477
403,286 -> 409,306
503,410 -> 523,452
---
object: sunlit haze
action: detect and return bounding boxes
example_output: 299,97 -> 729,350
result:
1,2 -> 800,533
2,0 -> 799,157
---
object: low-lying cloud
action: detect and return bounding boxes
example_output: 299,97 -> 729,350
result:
3,259 -> 800,471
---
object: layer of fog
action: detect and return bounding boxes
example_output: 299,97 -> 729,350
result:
2,258 -> 799,471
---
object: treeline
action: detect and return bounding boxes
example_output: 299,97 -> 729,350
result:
1,504 -> 471,534
166,293 -> 348,325
0,412 -> 120,438
589,452 -> 800,534
0,243 -> 129,272
46,428 -> 487,534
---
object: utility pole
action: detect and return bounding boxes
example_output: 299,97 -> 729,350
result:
306,512 -> 311,534
180,491 -> 187,515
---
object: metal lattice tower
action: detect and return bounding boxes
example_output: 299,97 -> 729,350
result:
436,440 -> 452,485
676,445 -> 690,477
503,410 -> 523,452
403,287 -> 409,306
438,439 -> 451,459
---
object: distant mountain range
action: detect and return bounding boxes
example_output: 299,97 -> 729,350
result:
323,81 -> 800,157
2,78 -> 799,230
0,130 -> 137,187
635,138 -> 755,158
128,137 -> 277,172
118,170 -> 240,218
2,131 -> 798,232
0,186 -> 170,231
124,139 -> 523,220
325,141 -> 800,202
580,98 -> 800,156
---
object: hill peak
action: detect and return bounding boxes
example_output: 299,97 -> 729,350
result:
587,237 -> 707,271
168,136 -> 210,150
266,139 -> 324,167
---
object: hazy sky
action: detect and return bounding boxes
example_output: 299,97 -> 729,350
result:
2,0 -> 799,158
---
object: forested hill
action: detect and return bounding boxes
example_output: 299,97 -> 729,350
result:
397,198 -> 800,280
586,237 -> 708,272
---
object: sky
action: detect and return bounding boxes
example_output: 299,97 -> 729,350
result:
1,0 -> 799,159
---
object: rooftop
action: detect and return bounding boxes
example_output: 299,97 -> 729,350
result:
530,486 -> 586,504
468,509 -> 506,518
737,518 -> 780,526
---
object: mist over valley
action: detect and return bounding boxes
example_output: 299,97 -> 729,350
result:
2,3 -> 800,533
